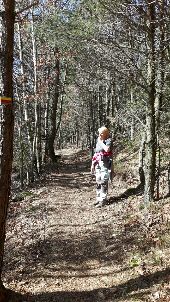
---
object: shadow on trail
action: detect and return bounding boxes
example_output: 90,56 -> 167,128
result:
105,267 -> 170,301
4,228 -> 127,281
45,172 -> 94,190
4,216 -> 160,285
108,182 -> 169,204
20,268 -> 169,302
60,158 -> 91,174
108,183 -> 144,204
37,157 -> 93,190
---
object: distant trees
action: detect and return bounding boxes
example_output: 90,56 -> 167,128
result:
75,0 -> 170,203
7,0 -> 170,199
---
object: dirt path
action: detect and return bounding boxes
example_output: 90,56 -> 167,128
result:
2,149 -> 170,302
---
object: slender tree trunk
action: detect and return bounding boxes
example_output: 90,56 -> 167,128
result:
156,143 -> 161,199
98,85 -> 104,126
30,6 -> 40,177
168,162 -> 170,196
0,0 -> 15,298
106,85 -> 111,118
144,1 -> 157,203
44,93 -> 50,162
47,48 -> 60,162
89,91 -> 96,154
17,22 -> 34,183
155,0 -> 166,199
139,132 -> 146,188
111,85 -> 115,118
55,63 -> 67,137
155,0 -> 165,133
130,86 -> 135,141
144,94 -> 156,203
15,86 -> 24,188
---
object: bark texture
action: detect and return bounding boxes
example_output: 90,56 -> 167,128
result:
0,0 -> 15,299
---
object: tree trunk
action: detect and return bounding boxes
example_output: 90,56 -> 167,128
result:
44,93 -> 50,162
47,48 -> 60,162
144,95 -> 156,203
30,7 -> 40,177
17,22 -> 34,183
139,132 -> 145,188
15,87 -> 24,188
154,1 -> 166,200
0,0 -> 15,299
155,0 -> 165,134
144,1 -> 157,203
168,162 -> 170,196
89,91 -> 96,154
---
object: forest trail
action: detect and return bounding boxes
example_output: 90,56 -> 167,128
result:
2,148 -> 170,302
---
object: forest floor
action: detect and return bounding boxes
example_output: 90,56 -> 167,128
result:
2,147 -> 170,302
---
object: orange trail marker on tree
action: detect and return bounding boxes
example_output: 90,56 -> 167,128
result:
0,96 -> 12,105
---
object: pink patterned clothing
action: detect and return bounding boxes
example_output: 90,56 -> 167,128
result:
92,151 -> 112,168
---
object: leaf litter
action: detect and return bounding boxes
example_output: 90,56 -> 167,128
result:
2,148 -> 170,302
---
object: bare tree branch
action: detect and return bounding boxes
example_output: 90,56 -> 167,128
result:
15,0 -> 40,16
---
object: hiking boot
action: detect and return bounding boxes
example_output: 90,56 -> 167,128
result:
94,195 -> 101,206
95,199 -> 107,208
94,200 -> 99,206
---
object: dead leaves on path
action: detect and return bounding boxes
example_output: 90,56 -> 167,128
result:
2,149 -> 170,301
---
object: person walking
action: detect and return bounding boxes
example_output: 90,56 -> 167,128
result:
91,126 -> 113,207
